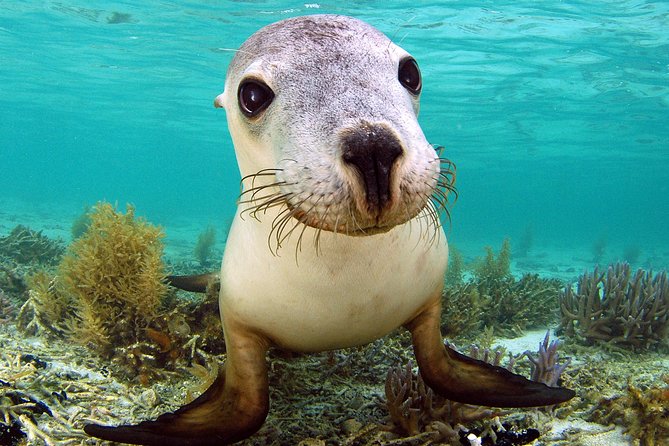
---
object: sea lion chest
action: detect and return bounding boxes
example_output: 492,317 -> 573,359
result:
219,209 -> 447,352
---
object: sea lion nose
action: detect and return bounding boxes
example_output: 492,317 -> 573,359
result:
341,123 -> 403,214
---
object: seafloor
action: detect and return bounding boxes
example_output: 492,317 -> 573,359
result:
1,201 -> 668,446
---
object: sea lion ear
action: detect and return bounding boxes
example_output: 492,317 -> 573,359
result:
166,272 -> 219,293
214,92 -> 226,109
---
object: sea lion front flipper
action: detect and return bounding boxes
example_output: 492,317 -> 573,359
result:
405,297 -> 575,408
166,272 -> 219,293
85,325 -> 269,446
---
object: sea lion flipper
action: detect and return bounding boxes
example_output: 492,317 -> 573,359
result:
406,298 -> 575,408
435,343 -> 575,406
85,328 -> 270,445
84,370 -> 231,445
166,272 -> 218,293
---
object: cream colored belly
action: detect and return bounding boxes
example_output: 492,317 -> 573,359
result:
219,210 -> 448,352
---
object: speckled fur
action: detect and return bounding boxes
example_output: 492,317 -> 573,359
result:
214,14 -> 449,352
221,14 -> 439,234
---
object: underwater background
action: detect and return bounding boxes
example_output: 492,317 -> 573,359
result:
1,1 -> 669,446
1,0 -> 667,265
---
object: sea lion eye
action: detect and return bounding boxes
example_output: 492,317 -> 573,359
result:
398,58 -> 421,95
238,80 -> 274,117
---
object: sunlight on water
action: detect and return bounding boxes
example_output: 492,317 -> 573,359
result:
0,0 -> 667,264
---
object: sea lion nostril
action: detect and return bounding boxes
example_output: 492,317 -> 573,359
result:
341,124 -> 403,213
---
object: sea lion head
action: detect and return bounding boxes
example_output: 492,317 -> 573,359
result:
215,14 -> 454,237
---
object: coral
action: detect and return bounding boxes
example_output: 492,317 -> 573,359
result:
441,239 -> 562,339
468,344 -> 516,371
17,271 -> 73,336
473,238 -> 512,288
445,245 -> 464,287
0,388 -> 53,445
0,225 -> 64,266
442,273 -> 562,340
382,340 -> 562,445
59,203 -> 169,356
479,274 -> 562,337
381,338 -> 572,444
384,362 -> 501,442
560,262 -> 669,350
0,288 -> 14,324
70,205 -> 92,239
193,225 -> 216,267
523,331 -> 570,387
596,376 -> 669,446
0,264 -> 26,298
441,283 -> 484,338
19,203 -> 169,360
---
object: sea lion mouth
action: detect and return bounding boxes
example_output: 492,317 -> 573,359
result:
237,152 -> 456,252
289,205 -> 396,237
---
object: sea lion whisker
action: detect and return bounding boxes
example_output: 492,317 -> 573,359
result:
238,192 -> 282,206
436,172 -> 457,191
248,200 -> 289,222
348,205 -> 368,236
85,15 -> 575,446
415,192 -> 435,245
240,180 -> 286,195
239,181 -> 293,202
429,188 -> 449,214
312,201 -> 332,255
274,195 -> 313,249
279,194 -> 320,249
240,168 -> 284,190
425,202 -> 442,247
241,193 -> 291,220
267,206 -> 295,254
240,168 -> 283,183
294,215 -> 312,261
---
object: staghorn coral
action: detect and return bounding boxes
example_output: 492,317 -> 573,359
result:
384,361 -> 501,443
560,262 -> 669,350
442,240 -> 562,340
17,271 -> 73,336
473,238 -> 512,288
523,331 -> 570,387
442,274 -> 562,340
468,344 -> 516,371
0,225 -> 64,266
0,288 -> 14,324
383,339 -> 573,445
444,245 -> 464,287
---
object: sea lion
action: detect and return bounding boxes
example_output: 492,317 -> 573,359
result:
85,14 -> 574,445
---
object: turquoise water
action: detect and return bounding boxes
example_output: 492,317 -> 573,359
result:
1,1 -> 668,263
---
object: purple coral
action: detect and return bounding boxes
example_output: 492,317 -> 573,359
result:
524,331 -> 570,387
560,263 -> 669,350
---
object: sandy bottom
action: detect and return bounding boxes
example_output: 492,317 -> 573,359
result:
1,198 -> 667,446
